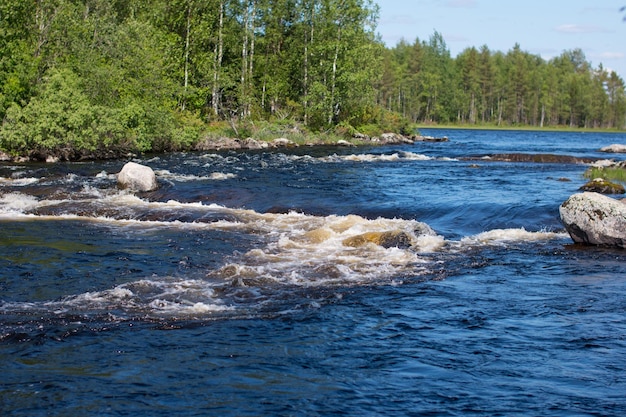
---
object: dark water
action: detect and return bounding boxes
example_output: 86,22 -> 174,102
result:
2,129 -> 626,416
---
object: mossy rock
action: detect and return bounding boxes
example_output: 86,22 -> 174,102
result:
342,231 -> 412,249
579,178 -> 625,194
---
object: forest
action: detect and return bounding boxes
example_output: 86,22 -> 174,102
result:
0,0 -> 625,159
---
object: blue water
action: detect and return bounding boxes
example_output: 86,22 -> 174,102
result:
2,129 -> 626,416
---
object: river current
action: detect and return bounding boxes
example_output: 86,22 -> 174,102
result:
1,129 -> 626,416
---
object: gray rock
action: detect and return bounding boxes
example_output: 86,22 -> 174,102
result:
117,162 -> 159,192
240,138 -> 268,150
271,138 -> 297,147
600,144 -> 626,153
195,137 -> 242,151
559,192 -> 626,248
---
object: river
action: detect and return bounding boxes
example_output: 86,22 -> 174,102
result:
1,129 -> 626,416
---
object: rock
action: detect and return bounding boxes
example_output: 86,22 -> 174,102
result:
342,231 -> 413,249
352,132 -> 370,141
336,140 -> 355,147
117,162 -> 159,192
600,144 -> 626,153
271,137 -> 297,147
559,192 -> 626,248
591,159 -> 617,168
0,151 -> 11,162
195,137 -> 242,151
579,177 -> 625,194
413,135 -> 449,142
378,132 -> 414,145
240,138 -> 268,150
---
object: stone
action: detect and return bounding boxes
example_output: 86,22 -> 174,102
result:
240,138 -> 268,150
600,144 -> 626,153
342,231 -> 413,249
578,177 -> 625,194
271,138 -> 297,147
559,192 -> 626,248
195,137 -> 241,151
117,162 -> 159,192
413,135 -> 449,142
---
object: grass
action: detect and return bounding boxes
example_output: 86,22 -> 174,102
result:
584,167 -> 626,184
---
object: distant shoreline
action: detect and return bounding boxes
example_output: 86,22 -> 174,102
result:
415,124 -> 626,134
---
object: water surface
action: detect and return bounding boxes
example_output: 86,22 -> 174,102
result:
2,129 -> 626,416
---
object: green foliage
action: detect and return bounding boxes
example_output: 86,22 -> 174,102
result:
1,68 -> 99,155
0,0 -> 624,160
380,38 -> 626,129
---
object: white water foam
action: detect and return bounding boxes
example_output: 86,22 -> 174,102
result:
321,151 -> 434,163
154,169 -> 237,182
0,177 -> 41,187
1,278 -> 234,318
459,228 -> 568,246
0,192 -> 41,214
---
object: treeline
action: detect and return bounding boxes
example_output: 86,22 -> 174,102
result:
379,33 -> 626,129
0,1 -> 624,159
0,0 -> 382,158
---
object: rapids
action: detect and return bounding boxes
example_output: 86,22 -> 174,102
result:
1,129 -> 626,416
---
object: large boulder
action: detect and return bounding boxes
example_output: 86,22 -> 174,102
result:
117,162 -> 158,192
559,192 -> 626,248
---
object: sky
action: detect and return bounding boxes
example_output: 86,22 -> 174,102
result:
376,0 -> 626,78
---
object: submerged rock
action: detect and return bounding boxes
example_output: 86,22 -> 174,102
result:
117,162 -> 159,192
559,192 -> 626,248
579,178 -> 625,194
342,231 -> 413,249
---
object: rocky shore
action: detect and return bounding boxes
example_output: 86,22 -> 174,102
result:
0,133 -> 448,163
194,133 -> 448,152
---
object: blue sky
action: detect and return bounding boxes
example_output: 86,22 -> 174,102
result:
376,0 -> 626,78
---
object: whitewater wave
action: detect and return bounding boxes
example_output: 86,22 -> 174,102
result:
0,177 -> 41,187
0,185 -> 569,321
320,151 -> 441,163
155,169 -> 237,182
460,228 -> 568,245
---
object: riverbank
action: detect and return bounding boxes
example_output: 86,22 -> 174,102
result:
0,130 -> 448,163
